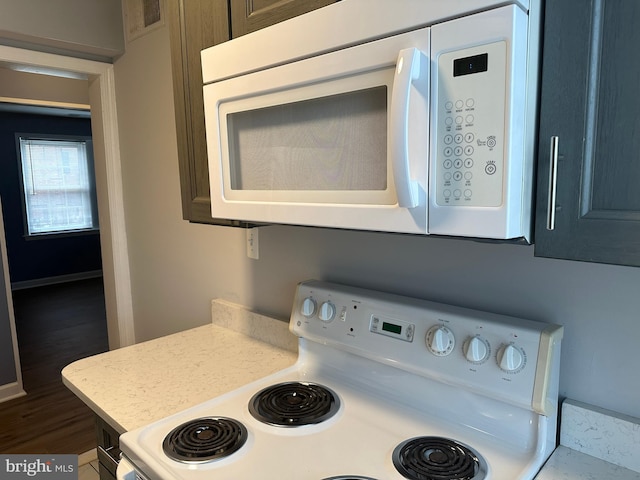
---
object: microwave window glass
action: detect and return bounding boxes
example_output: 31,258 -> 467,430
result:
227,86 -> 387,191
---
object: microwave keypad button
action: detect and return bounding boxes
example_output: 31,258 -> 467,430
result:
443,189 -> 451,198
444,135 -> 453,145
444,172 -> 452,181
443,147 -> 453,157
443,159 -> 452,169
485,163 -> 497,175
435,42 -> 506,208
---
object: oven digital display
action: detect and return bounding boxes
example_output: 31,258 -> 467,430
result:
382,322 -> 402,335
369,315 -> 414,342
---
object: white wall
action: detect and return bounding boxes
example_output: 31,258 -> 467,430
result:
113,26 -> 640,421
0,0 -> 123,60
0,68 -> 89,105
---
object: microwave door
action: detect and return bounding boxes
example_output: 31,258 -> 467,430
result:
203,29 -> 430,234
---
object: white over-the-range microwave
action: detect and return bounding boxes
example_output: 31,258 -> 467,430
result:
201,0 -> 541,241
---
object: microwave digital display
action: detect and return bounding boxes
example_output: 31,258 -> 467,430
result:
453,53 -> 488,77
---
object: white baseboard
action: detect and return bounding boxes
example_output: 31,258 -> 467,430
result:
11,270 -> 103,291
0,382 -> 26,404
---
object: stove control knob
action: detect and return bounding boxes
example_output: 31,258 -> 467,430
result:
426,325 -> 455,356
301,297 -> 317,317
318,301 -> 336,322
497,343 -> 525,372
463,335 -> 490,363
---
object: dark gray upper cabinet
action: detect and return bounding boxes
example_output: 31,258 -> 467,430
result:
167,0 -> 237,225
229,0 -> 337,38
534,0 -> 640,266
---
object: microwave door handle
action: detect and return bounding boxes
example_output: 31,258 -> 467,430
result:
390,47 -> 425,208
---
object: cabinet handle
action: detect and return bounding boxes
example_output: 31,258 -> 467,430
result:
546,136 -> 559,230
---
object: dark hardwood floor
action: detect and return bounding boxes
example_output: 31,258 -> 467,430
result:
0,278 -> 109,454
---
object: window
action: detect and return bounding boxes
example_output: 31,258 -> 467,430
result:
17,135 -> 99,236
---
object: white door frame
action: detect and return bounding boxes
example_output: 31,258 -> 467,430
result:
0,45 -> 135,349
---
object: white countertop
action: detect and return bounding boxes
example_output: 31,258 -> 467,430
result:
62,300 -> 298,434
536,446 -> 640,480
535,400 -> 640,480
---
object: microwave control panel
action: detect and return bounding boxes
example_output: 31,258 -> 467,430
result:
434,41 -> 507,207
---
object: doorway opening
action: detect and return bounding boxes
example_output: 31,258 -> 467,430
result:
0,44 -> 135,351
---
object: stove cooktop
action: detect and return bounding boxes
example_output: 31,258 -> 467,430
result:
158,381 -> 489,479
118,280 -> 563,480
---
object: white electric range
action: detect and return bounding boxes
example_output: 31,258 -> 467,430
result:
117,280 -> 563,480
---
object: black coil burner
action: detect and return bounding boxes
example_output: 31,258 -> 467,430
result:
323,477 -> 378,480
392,436 -> 487,480
248,381 -> 340,426
162,417 -> 248,463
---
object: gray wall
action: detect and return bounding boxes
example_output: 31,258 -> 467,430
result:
0,0 -> 124,60
251,226 -> 640,420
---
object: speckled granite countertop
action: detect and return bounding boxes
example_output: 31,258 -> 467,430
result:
62,300 -> 298,434
535,399 -> 640,480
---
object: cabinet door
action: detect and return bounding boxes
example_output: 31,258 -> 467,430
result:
168,0 -> 249,225
229,0 -> 337,38
95,415 -> 121,480
534,0 -> 640,266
